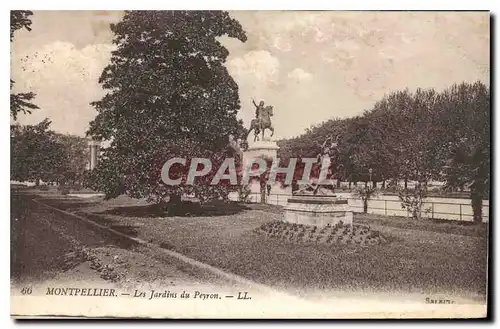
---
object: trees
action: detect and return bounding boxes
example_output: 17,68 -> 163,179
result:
385,88 -> 442,219
11,119 -> 65,185
438,82 -> 490,223
87,11 -> 247,207
279,81 -> 490,222
11,119 -> 90,188
11,10 -> 39,120
277,118 -> 348,189
10,10 -> 33,40
53,134 -> 90,188
340,115 -> 382,185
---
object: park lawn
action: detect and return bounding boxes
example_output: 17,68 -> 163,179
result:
40,194 -> 488,301
355,213 -> 488,238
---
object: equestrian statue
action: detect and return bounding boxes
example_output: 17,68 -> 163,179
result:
246,99 -> 275,142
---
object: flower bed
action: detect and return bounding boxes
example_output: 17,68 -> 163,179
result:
254,220 -> 389,246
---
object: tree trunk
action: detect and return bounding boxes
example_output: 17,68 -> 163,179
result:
260,181 -> 266,204
471,186 -> 483,223
382,180 -> 386,189
35,178 -> 40,187
373,180 -> 377,188
404,178 -> 408,190
169,193 -> 182,204
348,181 -> 352,189
365,181 -> 368,188
167,193 -> 182,215
363,198 -> 368,214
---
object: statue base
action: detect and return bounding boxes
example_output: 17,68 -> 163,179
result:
283,195 -> 353,228
243,140 -> 279,167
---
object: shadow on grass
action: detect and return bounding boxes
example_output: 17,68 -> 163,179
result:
97,201 -> 252,218
426,217 -> 487,227
48,200 -> 99,211
11,250 -> 89,283
159,242 -> 176,250
79,212 -> 142,241
244,203 -> 284,214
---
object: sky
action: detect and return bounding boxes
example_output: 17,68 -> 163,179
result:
10,11 -> 490,139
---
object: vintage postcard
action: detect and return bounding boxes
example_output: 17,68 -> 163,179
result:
10,10 -> 490,319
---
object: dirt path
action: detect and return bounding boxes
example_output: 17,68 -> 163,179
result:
10,192 -> 243,297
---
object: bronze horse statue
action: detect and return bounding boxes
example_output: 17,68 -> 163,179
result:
246,105 -> 275,142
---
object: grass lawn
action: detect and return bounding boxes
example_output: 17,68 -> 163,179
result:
36,192 -> 488,301
355,213 -> 488,238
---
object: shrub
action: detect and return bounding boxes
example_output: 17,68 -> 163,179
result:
397,181 -> 431,220
238,185 -> 252,203
352,185 -> 379,213
57,184 -> 70,195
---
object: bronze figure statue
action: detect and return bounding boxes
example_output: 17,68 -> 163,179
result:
246,99 -> 275,142
294,135 -> 340,196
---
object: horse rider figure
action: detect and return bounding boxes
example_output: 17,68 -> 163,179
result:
253,99 -> 265,128
246,98 -> 275,142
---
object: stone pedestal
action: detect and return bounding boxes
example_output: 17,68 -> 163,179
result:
242,140 -> 279,201
283,195 -> 353,227
243,140 -> 279,168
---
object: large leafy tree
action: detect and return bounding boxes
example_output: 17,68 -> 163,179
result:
87,11 -> 247,206
10,10 -> 39,120
53,134 -> 90,187
439,81 -> 490,222
340,114 -> 381,185
11,120 -> 89,187
11,119 -> 65,185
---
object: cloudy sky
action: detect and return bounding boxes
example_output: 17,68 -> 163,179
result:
11,11 -> 490,139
